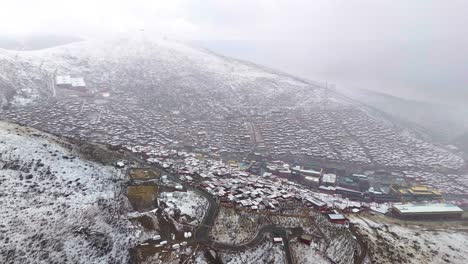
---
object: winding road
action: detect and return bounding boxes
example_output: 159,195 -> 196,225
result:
190,187 -> 293,264
128,155 -> 366,264
158,168 -> 294,264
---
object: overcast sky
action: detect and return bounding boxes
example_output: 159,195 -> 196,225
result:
2,0 -> 467,106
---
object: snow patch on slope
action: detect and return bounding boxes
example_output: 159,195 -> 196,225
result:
161,190 -> 208,225
348,214 -> 468,264
0,122 -> 134,263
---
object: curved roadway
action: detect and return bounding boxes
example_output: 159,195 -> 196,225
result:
128,156 -> 365,264
171,174 -> 293,264
193,187 -> 293,264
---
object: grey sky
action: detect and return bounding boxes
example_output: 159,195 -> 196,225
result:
2,0 -> 467,106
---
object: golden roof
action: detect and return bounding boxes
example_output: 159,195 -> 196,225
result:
411,186 -> 429,191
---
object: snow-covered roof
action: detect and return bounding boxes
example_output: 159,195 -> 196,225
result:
335,186 -> 361,193
55,75 -> 71,85
322,173 -> 336,183
328,214 -> 346,220
71,77 -> 86,87
305,176 -> 319,182
306,197 -> 326,207
393,203 -> 463,214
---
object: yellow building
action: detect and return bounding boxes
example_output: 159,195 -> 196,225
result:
391,185 -> 441,202
228,160 -> 239,168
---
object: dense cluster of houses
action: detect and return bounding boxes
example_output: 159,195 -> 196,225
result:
137,147 -> 467,216
194,173 -> 350,225
1,82 -> 464,173
251,108 -> 464,170
1,72 -> 466,218
199,177 -> 297,210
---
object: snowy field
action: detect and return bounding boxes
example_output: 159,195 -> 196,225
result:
290,240 -> 330,264
210,207 -> 262,244
160,190 -> 208,225
0,122 -> 134,263
219,238 -> 285,264
348,214 -> 468,264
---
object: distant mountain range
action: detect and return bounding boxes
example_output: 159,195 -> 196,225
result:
0,34 -> 82,51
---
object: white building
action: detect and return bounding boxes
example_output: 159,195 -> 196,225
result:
321,173 -> 337,186
55,75 -> 72,87
71,77 -> 86,89
56,75 -> 87,91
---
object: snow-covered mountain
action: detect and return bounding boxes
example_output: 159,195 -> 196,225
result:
0,36 -> 356,113
0,121 -> 134,263
0,35 -> 464,171
0,49 -> 51,107
4,35 -> 342,111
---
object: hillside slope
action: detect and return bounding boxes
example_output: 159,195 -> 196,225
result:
0,121 -> 134,263
0,49 -> 51,107
0,35 -> 464,171
23,36 -> 335,111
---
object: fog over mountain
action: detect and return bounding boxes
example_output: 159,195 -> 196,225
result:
2,1 -> 467,110
196,37 -> 468,109
3,1 -> 467,141
338,88 -> 468,140
0,34 -> 82,51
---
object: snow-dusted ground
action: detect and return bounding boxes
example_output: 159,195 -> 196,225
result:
194,252 -> 209,264
0,50 -> 50,107
210,207 -> 262,244
139,245 -> 196,264
0,122 -> 134,263
160,190 -> 208,225
219,238 -> 285,264
348,214 -> 468,264
290,240 -> 330,264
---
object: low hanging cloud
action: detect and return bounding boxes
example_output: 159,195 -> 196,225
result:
1,0 -> 467,105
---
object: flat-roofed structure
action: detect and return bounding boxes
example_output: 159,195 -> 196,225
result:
303,175 -> 319,188
71,77 -> 86,89
55,75 -> 87,91
305,197 -> 327,210
392,203 -> 463,220
55,75 -> 72,88
327,213 -> 346,224
321,173 -> 336,187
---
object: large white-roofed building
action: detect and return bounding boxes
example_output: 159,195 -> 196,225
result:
55,75 -> 72,88
71,77 -> 86,89
55,75 -> 87,91
392,203 -> 463,220
321,173 -> 337,187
